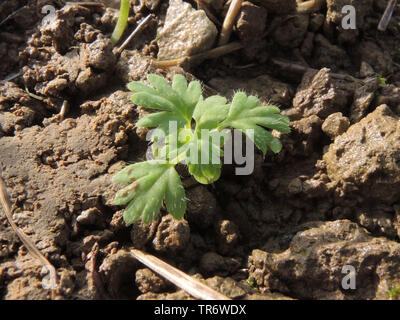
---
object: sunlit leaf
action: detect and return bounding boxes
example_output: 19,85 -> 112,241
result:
219,92 -> 290,154
113,161 -> 186,224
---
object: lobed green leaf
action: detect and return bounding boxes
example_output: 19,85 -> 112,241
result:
113,161 -> 186,224
220,92 -> 290,154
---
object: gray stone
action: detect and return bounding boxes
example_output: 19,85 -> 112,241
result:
157,0 -> 218,60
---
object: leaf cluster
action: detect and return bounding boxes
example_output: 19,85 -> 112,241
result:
113,74 -> 290,224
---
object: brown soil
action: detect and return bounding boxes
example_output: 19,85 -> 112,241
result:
0,0 -> 400,300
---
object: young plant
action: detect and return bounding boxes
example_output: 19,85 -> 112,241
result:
111,0 -> 130,45
113,74 -> 290,224
387,284 -> 400,300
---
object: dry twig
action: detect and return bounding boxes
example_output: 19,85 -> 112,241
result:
65,2 -> 105,7
58,100 -> 69,120
25,87 -> 45,101
0,72 -> 21,83
218,0 -> 243,46
297,0 -> 325,13
152,41 -> 243,68
0,175 -> 58,298
130,248 -> 230,300
378,0 -> 397,31
116,14 -> 153,55
0,5 -> 27,27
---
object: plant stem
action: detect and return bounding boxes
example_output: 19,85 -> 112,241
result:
378,0 -> 397,31
66,2 -> 105,7
152,41 -> 243,68
0,175 -> 58,298
130,249 -> 230,300
218,0 -> 243,46
111,0 -> 130,45
297,0 -> 324,13
116,14 -> 152,54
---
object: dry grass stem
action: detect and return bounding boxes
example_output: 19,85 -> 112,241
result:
152,41 -> 243,68
0,175 -> 58,298
297,0 -> 325,13
130,248 -> 230,300
66,2 -> 105,7
378,0 -> 397,31
117,14 -> 153,54
218,0 -> 243,46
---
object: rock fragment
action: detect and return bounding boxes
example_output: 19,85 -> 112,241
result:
293,68 -> 349,119
323,105 -> 400,202
157,0 -> 218,60
322,112 -> 350,139
236,2 -> 267,58
215,220 -> 240,254
135,268 -> 169,293
249,220 -> 400,299
273,14 -> 309,49
186,186 -> 217,229
152,215 -> 190,253
350,77 -> 379,123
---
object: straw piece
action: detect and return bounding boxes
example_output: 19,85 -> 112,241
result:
218,0 -> 243,46
0,175 -> 58,298
378,0 -> 397,31
130,248 -> 231,300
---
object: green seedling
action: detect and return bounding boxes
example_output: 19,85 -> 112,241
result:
387,284 -> 400,300
113,74 -> 290,224
111,0 -> 130,45
379,75 -> 388,85
247,277 -> 256,288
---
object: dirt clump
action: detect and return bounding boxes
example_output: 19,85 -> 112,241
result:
350,76 -> 380,123
290,115 -> 323,156
324,105 -> 400,202
356,206 -> 398,239
135,268 -> 170,293
130,218 -> 160,249
215,220 -> 240,255
0,90 -> 139,298
23,35 -> 116,98
152,214 -> 190,254
208,74 -> 293,107
99,249 -> 138,299
249,220 -> 400,299
115,50 -> 152,83
321,112 -> 350,139
199,252 -> 241,276
293,68 -> 350,119
185,185 -> 217,229
236,2 -> 268,59
311,34 -> 352,71
0,82 -> 49,135
273,14 -> 309,49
